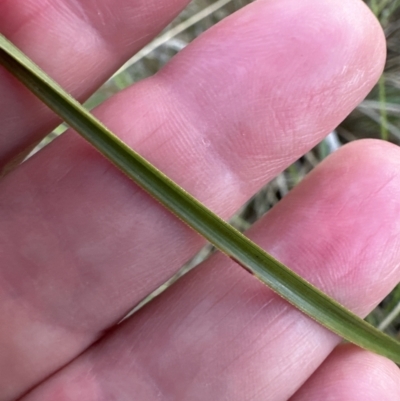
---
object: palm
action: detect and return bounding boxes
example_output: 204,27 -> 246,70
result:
1,0 -> 399,400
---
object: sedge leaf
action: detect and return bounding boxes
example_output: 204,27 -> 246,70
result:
1,34 -> 399,363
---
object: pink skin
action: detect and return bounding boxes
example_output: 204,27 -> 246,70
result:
0,0 -> 399,400
19,140 -> 400,401
291,344 -> 400,401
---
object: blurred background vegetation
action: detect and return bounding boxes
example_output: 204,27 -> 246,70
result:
46,0 -> 400,338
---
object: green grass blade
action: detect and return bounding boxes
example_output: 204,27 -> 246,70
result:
1,33 -> 400,363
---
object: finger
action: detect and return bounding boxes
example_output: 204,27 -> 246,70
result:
0,0 -> 384,399
0,0 -> 190,170
290,344 -> 400,401
19,140 -> 400,401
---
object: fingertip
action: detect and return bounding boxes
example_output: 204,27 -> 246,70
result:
292,344 -> 400,401
323,139 -> 400,179
249,138 -> 400,316
157,0 -> 387,167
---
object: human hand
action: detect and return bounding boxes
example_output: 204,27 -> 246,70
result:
1,0 -> 400,400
